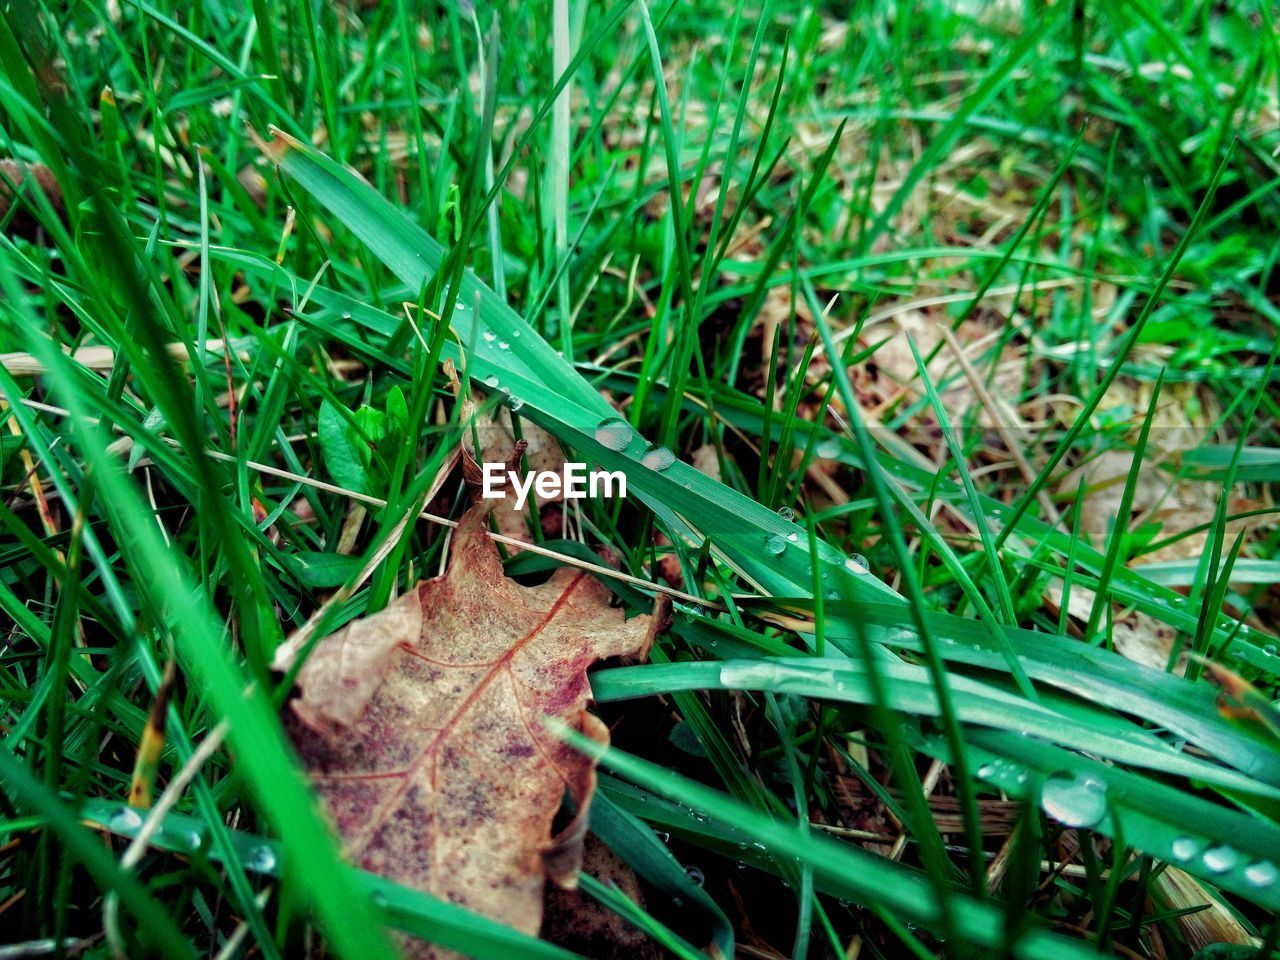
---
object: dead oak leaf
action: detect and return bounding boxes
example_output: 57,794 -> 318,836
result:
466,393 -> 568,547
280,504 -> 653,957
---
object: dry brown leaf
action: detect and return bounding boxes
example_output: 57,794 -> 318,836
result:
0,159 -> 63,239
1043,582 -> 1178,670
1109,612 -> 1178,672
542,835 -> 659,960
466,395 -> 564,485
689,444 -> 722,483
467,393 -> 567,545
280,504 -> 654,958
1155,865 -> 1258,952
444,355 -> 566,546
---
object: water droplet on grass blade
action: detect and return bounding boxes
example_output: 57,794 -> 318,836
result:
1203,846 -> 1239,873
594,417 -> 632,451
844,554 -> 869,575
482,330 -> 497,342
1245,860 -> 1277,888
685,866 -> 705,887
764,534 -> 787,556
109,806 -> 143,832
1170,836 -> 1198,862
816,438 -> 841,459
641,444 -> 675,471
247,844 -> 278,873
777,506 -> 794,521
1041,772 -> 1107,828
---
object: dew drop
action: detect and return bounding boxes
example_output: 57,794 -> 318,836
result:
1040,772 -> 1108,828
340,311 -> 353,321
594,417 -> 633,452
1245,860 -> 1278,888
1170,836 -> 1198,862
1203,845 -> 1239,873
641,444 -> 675,471
497,340 -> 511,351
483,374 -> 499,388
109,806 -> 143,833
764,534 -> 787,557
816,438 -> 841,459
787,532 -> 799,543
685,866 -> 705,887
371,890 -> 389,907
844,554 -> 869,575
824,588 -> 840,601
977,763 -> 997,778
777,506 -> 795,521
506,396 -> 525,412
455,300 -> 467,311
482,330 -> 497,342
246,844 -> 278,873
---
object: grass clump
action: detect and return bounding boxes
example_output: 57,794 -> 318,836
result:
1,1 -> 1279,958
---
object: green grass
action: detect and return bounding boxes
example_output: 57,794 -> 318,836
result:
2,0 -> 1279,958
